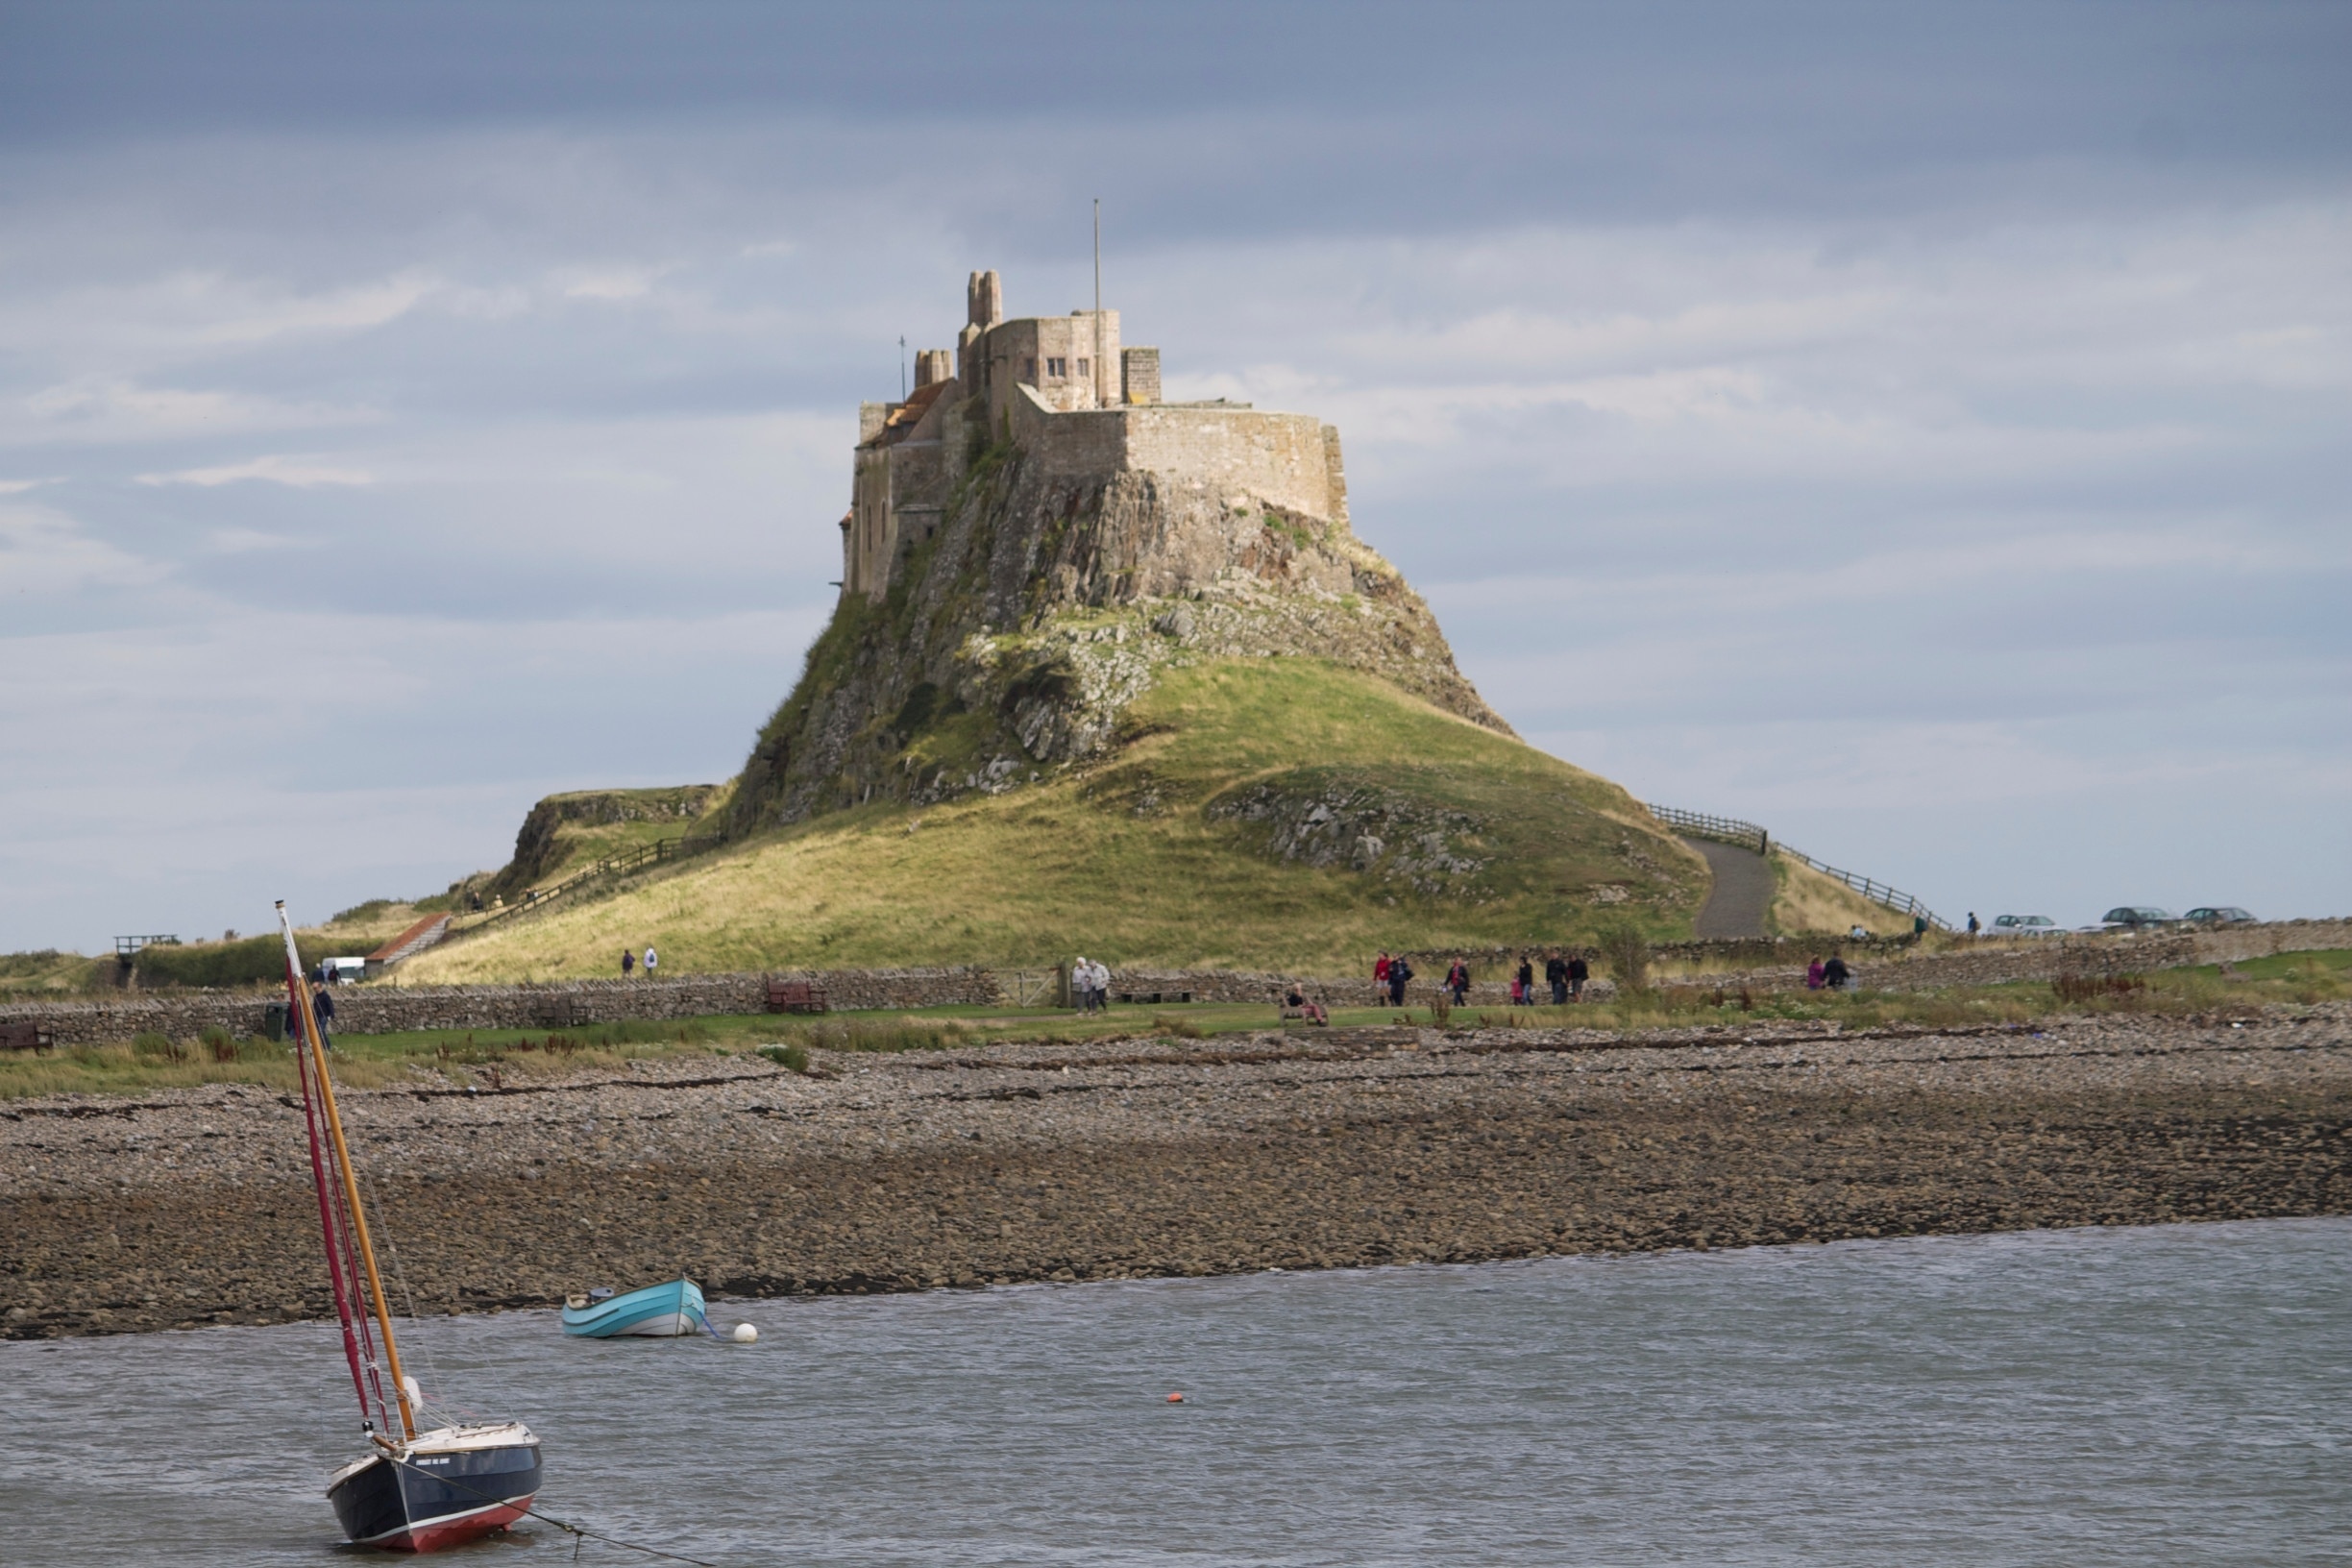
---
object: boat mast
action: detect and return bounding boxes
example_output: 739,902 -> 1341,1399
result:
279,903 -> 417,1441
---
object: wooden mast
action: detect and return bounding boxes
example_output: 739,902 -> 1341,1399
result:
278,903 -> 417,1441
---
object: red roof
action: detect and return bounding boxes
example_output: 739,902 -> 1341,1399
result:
366,912 -> 452,964
868,379 -> 952,447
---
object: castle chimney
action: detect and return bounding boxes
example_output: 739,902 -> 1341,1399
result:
1121,347 -> 1161,406
914,348 -> 953,388
967,269 -> 1003,330
957,323 -> 982,392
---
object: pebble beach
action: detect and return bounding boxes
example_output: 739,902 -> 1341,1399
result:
5,1005 -> 2347,1338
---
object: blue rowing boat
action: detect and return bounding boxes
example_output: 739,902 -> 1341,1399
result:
561,1278 -> 707,1338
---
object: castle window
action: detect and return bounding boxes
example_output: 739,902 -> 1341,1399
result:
1075,357 -> 1090,379
1046,356 -> 1067,379
1021,356 -> 1037,380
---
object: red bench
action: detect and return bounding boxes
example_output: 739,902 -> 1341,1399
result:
764,980 -> 828,1016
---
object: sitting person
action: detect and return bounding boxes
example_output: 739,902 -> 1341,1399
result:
1281,987 -> 1329,1025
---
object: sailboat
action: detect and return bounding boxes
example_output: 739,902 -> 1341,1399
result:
277,902 -> 543,1552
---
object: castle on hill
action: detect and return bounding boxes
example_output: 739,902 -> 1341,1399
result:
841,269 -> 1349,601
721,264 -> 1503,836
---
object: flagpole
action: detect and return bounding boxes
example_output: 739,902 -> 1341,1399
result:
1092,198 -> 1104,406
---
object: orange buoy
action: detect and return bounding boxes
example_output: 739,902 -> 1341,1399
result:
1166,1391 -> 1185,1403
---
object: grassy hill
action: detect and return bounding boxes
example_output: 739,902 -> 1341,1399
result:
404,659 -> 1712,982
1767,853 -> 1939,940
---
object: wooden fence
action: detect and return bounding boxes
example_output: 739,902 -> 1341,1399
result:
1645,803 -> 1951,932
446,834 -> 727,940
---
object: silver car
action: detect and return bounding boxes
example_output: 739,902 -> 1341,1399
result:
2100,906 -> 2178,931
1987,914 -> 2064,937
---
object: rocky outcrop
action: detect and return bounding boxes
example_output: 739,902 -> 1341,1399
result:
1208,770 -> 1494,899
724,442 -> 1508,837
485,785 -> 723,900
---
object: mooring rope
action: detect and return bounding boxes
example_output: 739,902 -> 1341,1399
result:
378,1450 -> 731,1567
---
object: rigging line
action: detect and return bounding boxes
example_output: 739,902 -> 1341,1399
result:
377,1453 -> 733,1568
282,903 -> 415,1438
325,1126 -> 396,1430
354,1160 -> 457,1418
292,942 -> 418,1438
288,991 -> 376,1424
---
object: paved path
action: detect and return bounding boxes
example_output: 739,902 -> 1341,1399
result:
1683,836 -> 1775,939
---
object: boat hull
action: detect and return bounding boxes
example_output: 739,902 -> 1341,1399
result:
328,1425 -> 541,1553
562,1278 -> 707,1337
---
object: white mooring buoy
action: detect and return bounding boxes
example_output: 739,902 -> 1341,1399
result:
732,1322 -> 759,1343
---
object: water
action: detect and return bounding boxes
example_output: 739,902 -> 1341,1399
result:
4,1218 -> 2346,1566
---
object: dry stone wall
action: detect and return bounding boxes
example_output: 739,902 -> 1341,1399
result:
1,968 -> 998,1047
1415,920 -> 2352,996
7,921 -> 2342,1047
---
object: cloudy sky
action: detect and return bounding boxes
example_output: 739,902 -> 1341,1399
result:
2,1 -> 2346,952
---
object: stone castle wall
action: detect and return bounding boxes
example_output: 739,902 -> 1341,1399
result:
852,275 -> 1343,608
1003,388 -> 1341,526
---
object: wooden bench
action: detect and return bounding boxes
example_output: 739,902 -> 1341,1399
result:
764,980 -> 828,1016
0,1020 -> 56,1054
1115,990 -> 1192,1006
529,997 -> 592,1028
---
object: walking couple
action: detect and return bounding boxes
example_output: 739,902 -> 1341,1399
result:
1071,956 -> 1112,1013
1373,950 -> 1414,1008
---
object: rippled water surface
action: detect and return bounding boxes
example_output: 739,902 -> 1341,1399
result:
4,1218 -> 2347,1566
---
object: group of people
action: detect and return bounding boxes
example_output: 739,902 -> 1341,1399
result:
1378,951 -> 1592,1008
1070,956 -> 1112,1013
1804,954 -> 1851,991
1520,953 -> 1589,1006
618,945 -> 659,978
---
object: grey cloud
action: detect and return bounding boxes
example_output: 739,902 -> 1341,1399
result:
1,3 -> 2346,945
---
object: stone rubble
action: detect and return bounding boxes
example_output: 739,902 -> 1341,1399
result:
4,1004 -> 2345,1338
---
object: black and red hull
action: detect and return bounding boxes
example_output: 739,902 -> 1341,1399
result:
328,1427 -> 541,1553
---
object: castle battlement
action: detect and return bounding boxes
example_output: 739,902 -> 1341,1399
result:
841,270 -> 1347,601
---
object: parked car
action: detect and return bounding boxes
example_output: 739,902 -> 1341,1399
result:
2184,906 -> 2256,926
2100,906 -> 2178,931
1987,914 -> 2064,937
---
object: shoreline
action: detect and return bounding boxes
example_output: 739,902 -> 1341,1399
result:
6,1007 -> 2347,1339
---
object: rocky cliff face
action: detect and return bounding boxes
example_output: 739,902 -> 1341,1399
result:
724,438 -> 1509,838
486,785 -> 724,900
